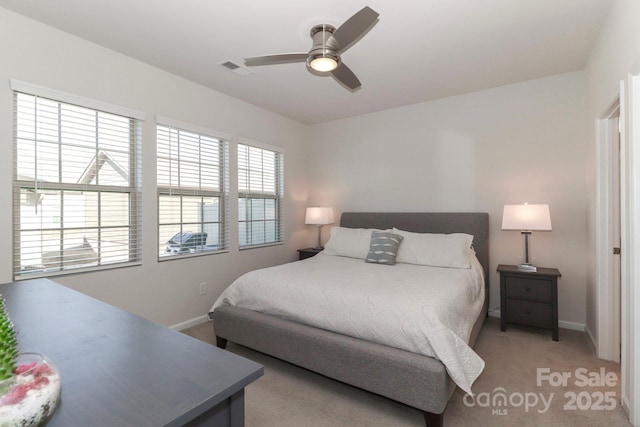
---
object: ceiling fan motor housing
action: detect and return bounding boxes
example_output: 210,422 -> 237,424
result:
307,24 -> 340,71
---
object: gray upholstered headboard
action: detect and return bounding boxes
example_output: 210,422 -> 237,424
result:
340,212 -> 490,290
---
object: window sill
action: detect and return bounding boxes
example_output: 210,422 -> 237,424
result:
158,249 -> 230,262
14,261 -> 143,281
239,242 -> 284,251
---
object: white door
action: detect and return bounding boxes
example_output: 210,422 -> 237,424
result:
612,114 -> 622,361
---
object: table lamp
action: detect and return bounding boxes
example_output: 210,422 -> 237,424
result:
501,203 -> 552,272
305,207 -> 334,249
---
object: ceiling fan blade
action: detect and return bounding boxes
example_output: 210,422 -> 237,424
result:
244,53 -> 307,67
331,62 -> 361,91
329,6 -> 379,52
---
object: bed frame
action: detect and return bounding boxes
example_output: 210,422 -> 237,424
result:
213,212 -> 489,427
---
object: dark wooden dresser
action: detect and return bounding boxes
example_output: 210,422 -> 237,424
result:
297,247 -> 323,260
497,264 -> 561,341
0,278 -> 263,426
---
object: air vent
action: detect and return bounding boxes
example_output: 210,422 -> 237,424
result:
219,60 -> 254,76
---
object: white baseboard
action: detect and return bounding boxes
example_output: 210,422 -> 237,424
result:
178,311 -> 587,333
621,395 -> 630,419
558,320 -> 586,332
585,325 -> 597,354
488,310 -> 585,332
170,314 -> 209,331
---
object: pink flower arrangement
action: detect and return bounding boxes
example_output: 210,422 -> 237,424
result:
0,362 -> 54,406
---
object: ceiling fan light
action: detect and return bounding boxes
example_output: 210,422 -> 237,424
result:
309,56 -> 338,72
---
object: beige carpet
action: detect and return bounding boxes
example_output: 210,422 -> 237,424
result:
182,318 -> 631,427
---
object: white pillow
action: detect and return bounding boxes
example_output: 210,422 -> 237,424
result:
392,228 -> 473,268
324,227 -> 380,259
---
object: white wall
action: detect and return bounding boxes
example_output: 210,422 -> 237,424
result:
0,8 -> 311,327
308,71 -> 589,327
585,0 -> 640,117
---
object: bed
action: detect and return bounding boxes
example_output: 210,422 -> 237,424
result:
211,212 -> 489,427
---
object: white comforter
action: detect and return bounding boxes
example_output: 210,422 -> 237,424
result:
210,253 -> 486,395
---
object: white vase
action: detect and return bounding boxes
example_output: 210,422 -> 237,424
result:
0,353 -> 61,427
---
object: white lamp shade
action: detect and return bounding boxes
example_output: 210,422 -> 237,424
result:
501,204 -> 552,231
305,207 -> 334,225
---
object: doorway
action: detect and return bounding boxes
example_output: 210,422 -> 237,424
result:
595,98 -> 622,363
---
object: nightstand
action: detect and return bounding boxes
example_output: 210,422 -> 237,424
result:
497,264 -> 561,341
298,247 -> 323,260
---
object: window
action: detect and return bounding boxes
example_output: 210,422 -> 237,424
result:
157,121 -> 228,258
13,88 -> 142,278
238,142 -> 284,248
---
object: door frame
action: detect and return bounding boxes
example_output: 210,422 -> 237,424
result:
619,57 -> 640,425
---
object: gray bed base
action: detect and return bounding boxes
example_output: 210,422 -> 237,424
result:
213,212 -> 489,427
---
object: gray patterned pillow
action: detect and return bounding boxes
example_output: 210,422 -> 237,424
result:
365,231 -> 404,265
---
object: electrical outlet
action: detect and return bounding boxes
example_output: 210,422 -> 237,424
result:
199,282 -> 207,296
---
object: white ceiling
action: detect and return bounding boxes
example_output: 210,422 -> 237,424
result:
1,0 -> 613,124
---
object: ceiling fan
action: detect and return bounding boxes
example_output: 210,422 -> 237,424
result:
244,6 -> 379,91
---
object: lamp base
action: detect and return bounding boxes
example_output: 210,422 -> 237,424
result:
517,263 -> 537,272
315,225 -> 323,250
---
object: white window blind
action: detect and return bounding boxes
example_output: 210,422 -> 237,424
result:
13,92 -> 142,278
157,123 -> 229,258
238,143 -> 284,248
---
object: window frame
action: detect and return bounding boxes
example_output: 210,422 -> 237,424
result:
237,139 -> 285,249
156,118 -> 230,260
11,80 -> 144,279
